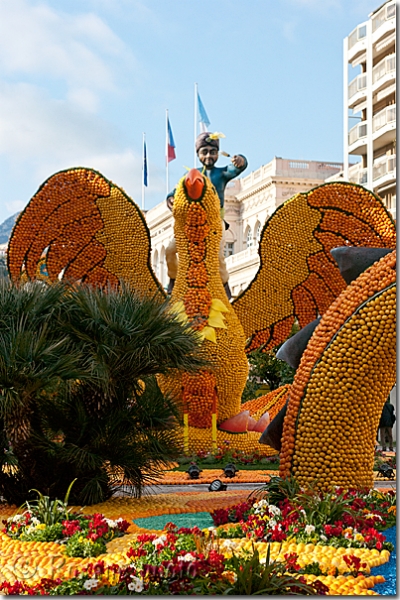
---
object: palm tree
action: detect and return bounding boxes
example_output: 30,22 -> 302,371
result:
0,281 -> 205,504
0,281 -> 85,499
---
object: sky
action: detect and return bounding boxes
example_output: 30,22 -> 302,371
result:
0,0 -> 382,224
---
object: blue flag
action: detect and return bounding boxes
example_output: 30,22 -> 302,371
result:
197,92 -> 210,132
143,138 -> 148,187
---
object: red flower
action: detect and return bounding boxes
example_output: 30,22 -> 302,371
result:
61,519 -> 81,537
284,552 -> 300,571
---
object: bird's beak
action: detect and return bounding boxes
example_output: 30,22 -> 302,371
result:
184,168 -> 204,200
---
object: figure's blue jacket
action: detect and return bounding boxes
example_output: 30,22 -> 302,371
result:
167,155 -> 247,209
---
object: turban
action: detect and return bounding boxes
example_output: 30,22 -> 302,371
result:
195,132 -> 219,153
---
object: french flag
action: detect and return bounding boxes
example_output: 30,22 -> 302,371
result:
167,116 -> 176,163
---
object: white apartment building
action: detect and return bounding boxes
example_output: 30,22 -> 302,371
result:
343,0 -> 396,218
146,158 -> 342,297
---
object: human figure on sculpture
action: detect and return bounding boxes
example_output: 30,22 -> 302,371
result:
378,398 -> 396,452
165,132 -> 247,299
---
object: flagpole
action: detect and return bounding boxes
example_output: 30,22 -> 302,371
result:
142,132 -> 145,211
194,83 -> 198,167
166,109 -> 169,196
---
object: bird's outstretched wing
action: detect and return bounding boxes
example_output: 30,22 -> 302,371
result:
7,167 -> 165,300
232,182 -> 396,352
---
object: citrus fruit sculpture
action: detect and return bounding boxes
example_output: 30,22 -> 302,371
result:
278,249 -> 396,490
7,167 -> 396,472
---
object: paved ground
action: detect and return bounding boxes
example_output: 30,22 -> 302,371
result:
113,449 -> 396,497
113,478 -> 396,497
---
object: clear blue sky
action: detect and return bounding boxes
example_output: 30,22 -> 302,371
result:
0,0 -> 380,224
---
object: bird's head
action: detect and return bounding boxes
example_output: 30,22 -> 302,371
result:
184,168 -> 204,200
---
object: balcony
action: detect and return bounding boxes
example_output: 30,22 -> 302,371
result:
225,245 -> 259,270
372,104 -> 396,150
372,2 -> 396,43
373,155 -> 396,190
348,73 -> 367,109
372,53 -> 396,94
347,23 -> 367,63
373,104 -> 396,132
348,121 -> 368,155
348,163 -> 368,185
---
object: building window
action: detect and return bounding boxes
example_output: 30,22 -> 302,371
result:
255,222 -> 261,245
153,250 -> 159,278
246,227 -> 253,248
224,242 -> 234,257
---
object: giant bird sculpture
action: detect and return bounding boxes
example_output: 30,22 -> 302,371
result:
7,167 -> 396,461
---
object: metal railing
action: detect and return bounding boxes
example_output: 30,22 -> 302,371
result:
373,53 -> 396,84
373,104 -> 396,132
348,73 -> 367,99
373,155 -> 396,181
349,122 -> 368,145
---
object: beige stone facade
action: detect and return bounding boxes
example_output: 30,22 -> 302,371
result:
145,157 -> 343,297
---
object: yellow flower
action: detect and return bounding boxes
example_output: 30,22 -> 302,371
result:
222,570 -> 237,584
36,523 -> 46,530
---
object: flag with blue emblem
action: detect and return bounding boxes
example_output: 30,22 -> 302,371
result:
197,92 -> 211,133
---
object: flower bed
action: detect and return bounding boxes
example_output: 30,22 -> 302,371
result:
0,485 -> 395,595
3,511 -> 130,558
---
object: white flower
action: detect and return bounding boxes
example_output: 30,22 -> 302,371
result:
320,534 -> 328,542
305,524 -> 315,535
128,577 -> 144,592
269,519 -> 277,528
365,513 -> 382,521
208,526 -> 217,532
83,579 -> 99,591
152,534 -> 167,548
11,514 -> 24,523
105,518 -> 117,528
300,509 -> 306,517
222,539 -> 237,550
180,553 -> 196,562
30,517 -> 40,526
268,505 -> 281,516
25,524 -> 39,535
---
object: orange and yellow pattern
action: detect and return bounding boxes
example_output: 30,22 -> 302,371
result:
159,174 -> 249,430
234,182 -> 396,353
279,251 -> 396,490
7,170 -> 397,462
8,168 -> 164,300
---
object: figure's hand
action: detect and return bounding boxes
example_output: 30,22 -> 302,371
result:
167,196 -> 174,210
231,155 -> 245,168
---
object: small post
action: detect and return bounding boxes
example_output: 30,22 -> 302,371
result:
194,83 -> 198,167
183,412 -> 189,454
211,390 -> 217,451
